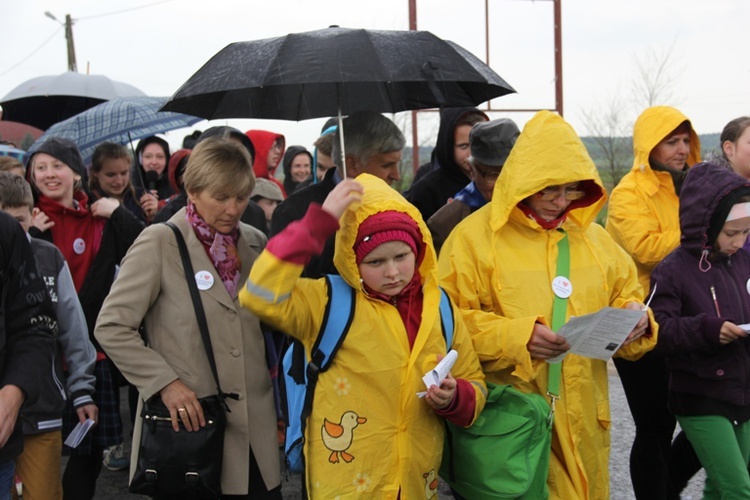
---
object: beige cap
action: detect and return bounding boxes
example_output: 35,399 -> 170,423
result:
251,178 -> 284,202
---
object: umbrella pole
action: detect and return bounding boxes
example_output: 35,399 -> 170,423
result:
337,102 -> 346,180
128,131 -> 145,188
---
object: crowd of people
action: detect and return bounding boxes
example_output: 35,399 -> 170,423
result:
0,106 -> 749,499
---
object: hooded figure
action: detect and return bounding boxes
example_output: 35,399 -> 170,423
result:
650,163 -> 750,499
607,106 -> 702,292
281,145 -> 313,195
246,129 -> 286,197
240,173 -> 486,498
405,107 -> 488,221
605,106 -> 702,499
438,111 -> 657,500
132,136 -> 175,202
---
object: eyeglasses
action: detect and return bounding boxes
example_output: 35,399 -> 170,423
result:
536,186 -> 585,201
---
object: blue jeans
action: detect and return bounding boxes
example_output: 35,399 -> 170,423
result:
0,459 -> 15,500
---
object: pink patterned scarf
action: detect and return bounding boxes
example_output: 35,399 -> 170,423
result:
186,202 -> 242,298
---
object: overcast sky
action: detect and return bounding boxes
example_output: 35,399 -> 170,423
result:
2,0 -> 748,154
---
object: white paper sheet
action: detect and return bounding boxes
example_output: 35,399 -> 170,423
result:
548,307 -> 646,363
417,349 -> 458,398
63,418 -> 96,448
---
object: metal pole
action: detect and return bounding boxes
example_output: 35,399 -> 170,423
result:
553,0 -> 563,116
65,14 -> 78,72
409,0 -> 420,174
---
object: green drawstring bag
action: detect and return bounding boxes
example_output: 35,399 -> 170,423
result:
439,382 -> 553,499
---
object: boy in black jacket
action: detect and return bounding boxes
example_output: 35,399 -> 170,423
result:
0,172 -> 97,499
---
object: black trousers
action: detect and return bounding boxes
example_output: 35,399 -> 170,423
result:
614,352 -> 701,499
62,446 -> 104,500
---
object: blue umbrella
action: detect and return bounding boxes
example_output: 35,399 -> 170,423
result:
29,96 -> 203,166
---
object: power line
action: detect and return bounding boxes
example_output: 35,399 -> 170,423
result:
77,0 -> 176,20
0,27 -> 63,78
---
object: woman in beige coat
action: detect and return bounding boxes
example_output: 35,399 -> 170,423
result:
95,137 -> 281,498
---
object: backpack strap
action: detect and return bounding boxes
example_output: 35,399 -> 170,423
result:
309,274 -> 355,375
439,287 -> 455,350
294,275 -> 354,475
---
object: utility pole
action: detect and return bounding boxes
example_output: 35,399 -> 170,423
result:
45,11 -> 78,72
408,0 -> 419,174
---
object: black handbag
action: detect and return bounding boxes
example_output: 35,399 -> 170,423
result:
130,222 -> 239,499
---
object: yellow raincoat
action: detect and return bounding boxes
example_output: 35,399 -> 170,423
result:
606,106 -> 701,291
438,111 -> 657,500
240,174 -> 486,499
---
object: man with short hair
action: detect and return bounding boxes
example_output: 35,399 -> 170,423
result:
427,118 -> 520,253
271,111 -> 406,278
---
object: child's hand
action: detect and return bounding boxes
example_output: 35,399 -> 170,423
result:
720,321 -> 747,344
321,179 -> 363,219
425,372 -> 457,410
91,197 -> 120,219
76,403 -> 99,425
31,208 -> 54,232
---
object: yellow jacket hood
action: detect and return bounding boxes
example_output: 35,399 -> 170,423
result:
632,106 -> 701,172
490,110 -> 606,233
334,173 -> 436,288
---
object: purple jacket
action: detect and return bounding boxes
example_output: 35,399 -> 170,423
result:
650,162 -> 750,406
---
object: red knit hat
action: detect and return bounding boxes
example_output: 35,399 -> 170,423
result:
354,211 -> 423,264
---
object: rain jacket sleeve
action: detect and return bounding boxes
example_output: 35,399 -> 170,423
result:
591,223 -> 658,360
438,216 -> 543,382
606,169 -> 680,289
239,206 -> 336,344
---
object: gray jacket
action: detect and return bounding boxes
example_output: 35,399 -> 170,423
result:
20,236 -> 96,435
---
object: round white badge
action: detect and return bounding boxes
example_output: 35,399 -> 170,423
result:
195,271 -> 214,291
746,278 -> 750,296
73,238 -> 86,255
551,276 -> 573,299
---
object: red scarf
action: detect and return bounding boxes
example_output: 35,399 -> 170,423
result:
186,202 -> 242,298
37,192 -> 104,292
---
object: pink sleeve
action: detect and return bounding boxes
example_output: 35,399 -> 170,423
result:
433,378 -> 477,427
265,204 -> 340,265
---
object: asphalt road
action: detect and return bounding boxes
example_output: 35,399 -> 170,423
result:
87,367 -> 706,499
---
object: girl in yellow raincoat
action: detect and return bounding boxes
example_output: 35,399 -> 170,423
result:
240,173 -> 486,499
438,110 -> 657,499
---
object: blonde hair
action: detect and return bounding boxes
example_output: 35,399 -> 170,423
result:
0,157 -> 25,175
183,137 -> 255,198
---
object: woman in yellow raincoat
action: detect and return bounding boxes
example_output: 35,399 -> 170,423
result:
438,110 -> 657,499
240,173 -> 486,499
606,106 -> 702,499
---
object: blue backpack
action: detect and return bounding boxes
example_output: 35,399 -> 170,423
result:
282,274 -> 455,473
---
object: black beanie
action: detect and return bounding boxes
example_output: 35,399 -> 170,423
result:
29,137 -> 86,177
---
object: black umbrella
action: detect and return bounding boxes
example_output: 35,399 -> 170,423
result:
1,71 -> 146,130
160,26 -> 515,121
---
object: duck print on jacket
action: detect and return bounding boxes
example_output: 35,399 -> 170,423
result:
321,410 -> 367,464
424,469 -> 439,498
